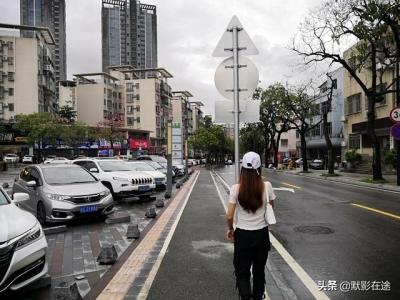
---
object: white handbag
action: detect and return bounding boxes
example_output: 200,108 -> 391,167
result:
264,183 -> 276,225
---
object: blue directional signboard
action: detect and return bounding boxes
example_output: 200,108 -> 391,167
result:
390,123 -> 400,140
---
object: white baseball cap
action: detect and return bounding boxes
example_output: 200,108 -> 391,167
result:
242,152 -> 261,172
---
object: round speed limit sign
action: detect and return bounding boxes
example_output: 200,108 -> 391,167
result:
390,107 -> 400,123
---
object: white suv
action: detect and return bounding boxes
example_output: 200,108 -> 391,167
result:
4,154 -> 19,163
71,158 -> 156,200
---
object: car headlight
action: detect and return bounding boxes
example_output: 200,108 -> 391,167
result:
46,193 -> 72,201
112,177 -> 129,181
100,189 -> 111,198
15,222 -> 43,251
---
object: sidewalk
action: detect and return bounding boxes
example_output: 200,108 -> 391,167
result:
263,167 -> 400,192
91,169 -> 292,300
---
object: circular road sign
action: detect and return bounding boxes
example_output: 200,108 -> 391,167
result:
389,107 -> 400,123
390,123 -> 400,140
214,56 -> 259,100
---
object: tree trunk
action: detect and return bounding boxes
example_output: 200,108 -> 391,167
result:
323,113 -> 334,174
367,95 -> 384,180
300,133 -> 308,171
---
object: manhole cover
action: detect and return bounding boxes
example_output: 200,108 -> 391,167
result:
294,226 -> 334,235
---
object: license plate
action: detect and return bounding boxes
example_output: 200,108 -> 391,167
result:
155,181 -> 163,185
139,185 -> 150,191
80,205 -> 98,213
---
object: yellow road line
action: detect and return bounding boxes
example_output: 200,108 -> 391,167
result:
350,203 -> 400,220
282,182 -> 301,189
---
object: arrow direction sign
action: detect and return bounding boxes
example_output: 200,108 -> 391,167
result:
212,15 -> 259,57
273,187 -> 296,193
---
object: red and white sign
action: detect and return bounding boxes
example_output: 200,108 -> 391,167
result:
129,139 -> 150,149
389,107 -> 400,123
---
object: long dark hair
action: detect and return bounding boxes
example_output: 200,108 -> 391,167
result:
237,166 -> 264,213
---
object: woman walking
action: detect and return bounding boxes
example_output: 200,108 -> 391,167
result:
226,151 -> 276,300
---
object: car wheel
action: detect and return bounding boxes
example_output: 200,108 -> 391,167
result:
37,202 -> 47,225
103,183 -> 118,199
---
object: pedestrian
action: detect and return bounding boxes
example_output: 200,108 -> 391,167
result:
226,151 -> 276,300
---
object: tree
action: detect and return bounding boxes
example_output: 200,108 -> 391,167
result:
61,121 -> 91,150
190,116 -> 234,164
289,0 -> 400,180
280,82 -> 322,171
56,102 -> 77,124
93,114 -> 126,150
13,113 -> 63,161
239,123 -> 264,155
253,85 -> 292,167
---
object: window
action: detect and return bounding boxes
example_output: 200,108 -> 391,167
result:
126,94 -> 134,103
9,88 -> 14,96
104,99 -> 106,105
127,106 -> 133,114
281,139 -> 288,147
136,117 -> 140,123
136,105 -> 140,112
126,83 -> 133,92
7,72 -> 14,81
127,117 -> 134,125
9,103 -> 14,111
136,94 -> 140,100
8,57 -> 13,65
349,135 -> 360,150
332,79 -> 337,89
7,41 -> 13,50
345,93 -> 361,115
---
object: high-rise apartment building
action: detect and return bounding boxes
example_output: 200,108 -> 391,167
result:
102,0 -> 157,72
0,24 -> 56,119
20,0 -> 67,84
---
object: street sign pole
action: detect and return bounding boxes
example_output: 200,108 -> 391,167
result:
232,25 -> 240,183
213,16 -> 259,183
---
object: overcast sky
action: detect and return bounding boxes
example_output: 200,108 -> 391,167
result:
0,0 -> 322,118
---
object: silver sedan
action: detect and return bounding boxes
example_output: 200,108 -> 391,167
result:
12,164 -> 114,224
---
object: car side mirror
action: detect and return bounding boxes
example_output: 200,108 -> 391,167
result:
13,192 -> 30,203
89,168 -> 99,173
26,180 -> 37,187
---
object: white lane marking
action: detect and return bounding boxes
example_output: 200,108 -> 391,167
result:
274,187 -> 295,193
213,171 -> 330,300
269,234 -> 330,300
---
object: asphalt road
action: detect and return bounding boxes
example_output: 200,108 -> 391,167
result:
216,165 -> 400,300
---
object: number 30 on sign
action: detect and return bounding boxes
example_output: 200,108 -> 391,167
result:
390,107 -> 400,123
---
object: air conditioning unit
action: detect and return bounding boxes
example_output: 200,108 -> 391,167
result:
2,56 -> 7,60
2,103 -> 8,107
340,115 -> 346,123
1,41 -> 6,45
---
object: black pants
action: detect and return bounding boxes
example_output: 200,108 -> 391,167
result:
233,227 -> 270,300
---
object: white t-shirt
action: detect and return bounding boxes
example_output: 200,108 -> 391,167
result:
229,181 -> 276,230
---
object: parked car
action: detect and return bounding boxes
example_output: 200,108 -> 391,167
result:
225,159 -> 233,165
128,162 -> 167,189
12,164 -> 114,224
70,155 -> 85,160
0,188 -> 48,292
22,155 -> 34,164
71,158 -> 156,201
4,154 -> 20,163
295,158 -> 313,168
45,155 -> 56,161
309,159 -> 324,170
172,160 -> 185,176
136,155 -> 167,164
145,161 -> 176,183
44,157 -> 70,164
